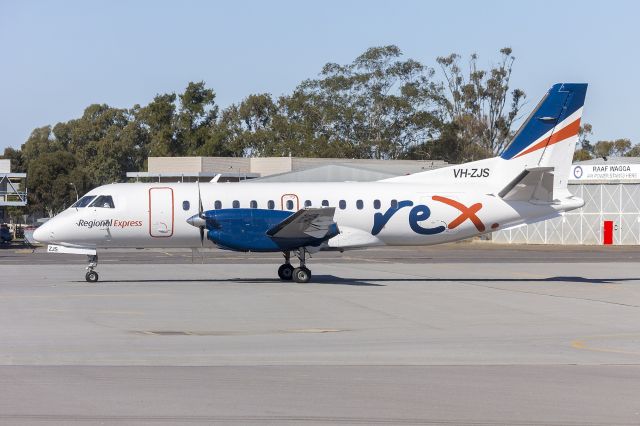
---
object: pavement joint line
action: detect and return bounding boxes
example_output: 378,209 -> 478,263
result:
0,293 -> 169,299
39,309 -> 145,315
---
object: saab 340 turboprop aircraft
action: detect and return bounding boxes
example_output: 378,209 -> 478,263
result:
34,83 -> 588,283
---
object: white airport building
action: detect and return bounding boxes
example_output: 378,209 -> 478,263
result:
493,158 -> 640,245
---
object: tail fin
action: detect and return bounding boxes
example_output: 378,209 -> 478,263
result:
500,83 -> 587,190
380,83 -> 588,198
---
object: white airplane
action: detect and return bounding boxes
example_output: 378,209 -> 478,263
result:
35,83 -> 587,283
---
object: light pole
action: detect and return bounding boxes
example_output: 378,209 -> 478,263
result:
69,182 -> 79,202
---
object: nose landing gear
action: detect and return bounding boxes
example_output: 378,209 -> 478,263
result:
85,254 -> 99,283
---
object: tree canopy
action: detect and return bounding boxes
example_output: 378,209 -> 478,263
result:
573,123 -> 637,161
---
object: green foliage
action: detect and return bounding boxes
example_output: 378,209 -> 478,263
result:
175,82 -> 218,155
137,93 -> 177,157
296,46 -> 442,159
27,151 -> 83,216
625,145 -> 640,157
573,123 -> 594,161
572,123 -> 638,160
436,47 -> 525,157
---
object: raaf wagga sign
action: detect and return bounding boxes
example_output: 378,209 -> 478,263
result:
570,164 -> 640,181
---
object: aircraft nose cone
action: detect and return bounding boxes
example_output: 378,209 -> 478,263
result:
186,214 -> 206,228
33,222 -> 52,244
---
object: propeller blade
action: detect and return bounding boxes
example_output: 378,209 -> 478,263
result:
197,181 -> 204,218
199,181 -> 205,246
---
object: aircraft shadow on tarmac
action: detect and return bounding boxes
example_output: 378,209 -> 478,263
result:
91,275 -> 384,286
84,275 -> 637,286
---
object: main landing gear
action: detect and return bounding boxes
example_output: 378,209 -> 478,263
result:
85,254 -> 99,283
277,249 -> 311,283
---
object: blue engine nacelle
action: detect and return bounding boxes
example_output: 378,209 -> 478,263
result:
203,209 -> 336,252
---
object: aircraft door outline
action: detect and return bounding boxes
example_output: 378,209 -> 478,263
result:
149,187 -> 174,237
281,194 -> 299,211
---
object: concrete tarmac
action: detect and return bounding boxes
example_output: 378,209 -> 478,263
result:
0,244 -> 639,424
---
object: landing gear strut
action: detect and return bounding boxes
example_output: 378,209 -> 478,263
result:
293,249 -> 311,284
85,254 -> 99,283
277,250 -> 311,283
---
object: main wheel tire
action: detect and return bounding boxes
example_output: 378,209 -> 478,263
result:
293,267 -> 311,283
85,270 -> 99,283
278,264 -> 294,281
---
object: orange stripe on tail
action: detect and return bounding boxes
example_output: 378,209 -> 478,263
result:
514,118 -> 581,159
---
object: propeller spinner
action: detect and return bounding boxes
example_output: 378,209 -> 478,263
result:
186,181 -> 207,246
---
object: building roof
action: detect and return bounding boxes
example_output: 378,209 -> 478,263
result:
574,157 -> 640,165
325,161 -> 446,176
145,156 -> 448,177
126,172 -> 259,178
249,164 -> 398,183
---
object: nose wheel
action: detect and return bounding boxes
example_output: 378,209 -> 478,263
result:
85,254 -> 99,283
277,250 -> 312,283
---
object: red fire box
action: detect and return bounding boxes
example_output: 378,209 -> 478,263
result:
603,221 -> 614,245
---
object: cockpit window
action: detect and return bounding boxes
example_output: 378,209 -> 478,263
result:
89,195 -> 115,208
71,195 -> 96,208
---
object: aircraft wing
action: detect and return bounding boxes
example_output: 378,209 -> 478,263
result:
267,207 -> 338,240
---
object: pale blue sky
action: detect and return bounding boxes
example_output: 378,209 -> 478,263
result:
1,0 -> 638,151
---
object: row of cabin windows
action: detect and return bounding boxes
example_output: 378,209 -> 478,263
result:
182,199 -> 400,211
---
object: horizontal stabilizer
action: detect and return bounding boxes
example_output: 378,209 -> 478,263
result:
498,167 -> 555,202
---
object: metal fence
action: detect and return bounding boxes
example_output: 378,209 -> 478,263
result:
492,183 -> 640,245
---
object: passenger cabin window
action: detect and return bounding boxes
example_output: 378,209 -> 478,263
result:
250,200 -> 258,209
373,199 -> 381,209
321,200 -> 329,207
304,200 -> 312,208
356,200 -> 363,210
267,200 -> 275,210
71,195 -> 96,208
339,200 -> 346,210
182,201 -> 190,211
286,200 -> 294,210
390,199 -> 398,209
232,200 -> 240,208
90,195 -> 115,208
214,200 -> 222,209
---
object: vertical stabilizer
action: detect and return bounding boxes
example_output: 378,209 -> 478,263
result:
500,83 -> 587,191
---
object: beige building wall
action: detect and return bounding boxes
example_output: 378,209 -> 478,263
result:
148,157 -> 253,174
201,157 -> 250,173
250,157 -> 292,176
148,157 -> 203,173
